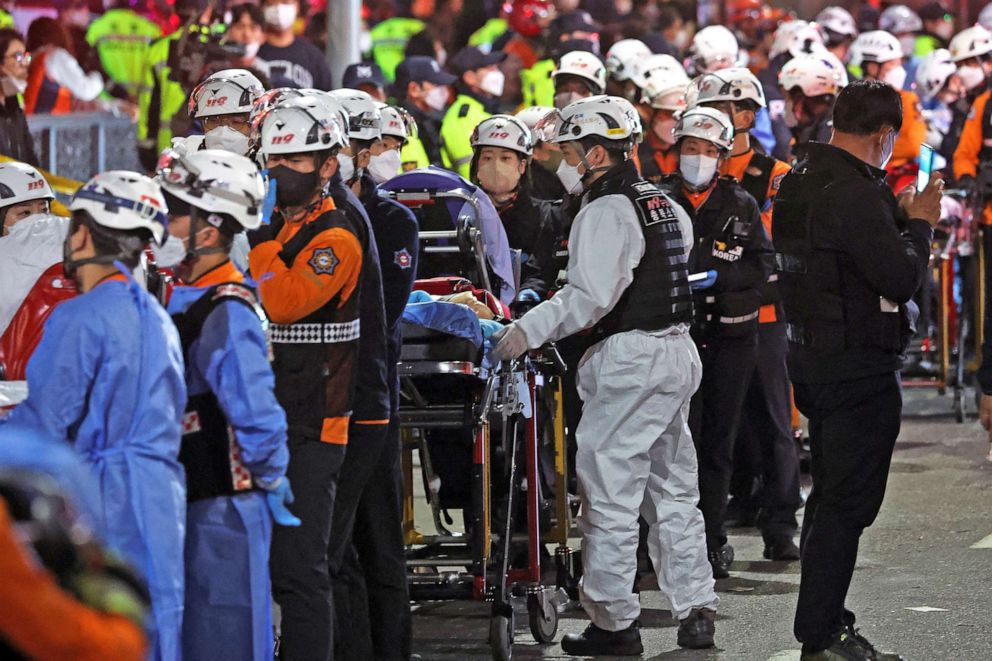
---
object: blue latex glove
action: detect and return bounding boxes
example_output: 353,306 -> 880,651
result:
260,170 -> 276,225
265,478 -> 301,527
479,318 -> 503,340
407,290 -> 433,304
515,288 -> 541,304
689,270 -> 718,291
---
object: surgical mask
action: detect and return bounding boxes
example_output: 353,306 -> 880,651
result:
653,114 -> 677,146
672,28 -> 690,51
263,2 -> 297,30
476,160 -> 520,196
556,160 -> 585,195
243,42 -> 261,60
204,125 -> 250,155
679,154 -> 719,190
783,99 -> 800,128
880,130 -> 895,168
882,64 -> 907,90
368,149 -> 401,183
424,85 -> 449,112
336,152 -> 356,182
958,64 -> 986,91
269,164 -> 320,207
554,91 -> 584,110
479,69 -> 505,97
153,233 -> 188,267
898,36 -> 916,59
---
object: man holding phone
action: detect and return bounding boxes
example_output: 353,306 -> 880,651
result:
772,80 -> 941,661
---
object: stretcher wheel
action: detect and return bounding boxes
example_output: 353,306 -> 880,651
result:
954,388 -> 965,423
489,613 -> 514,661
528,594 -> 558,643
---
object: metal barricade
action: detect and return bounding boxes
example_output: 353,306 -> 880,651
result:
28,112 -> 141,183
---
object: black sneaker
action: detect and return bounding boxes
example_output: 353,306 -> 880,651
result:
560,622 -> 643,656
708,544 -> 733,578
677,608 -> 716,649
846,627 -> 904,661
800,630 -> 871,660
763,536 -> 801,561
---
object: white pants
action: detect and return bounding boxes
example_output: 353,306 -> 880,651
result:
575,329 -> 718,630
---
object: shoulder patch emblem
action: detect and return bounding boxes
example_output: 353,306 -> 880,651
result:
771,173 -> 786,191
309,247 -> 339,275
394,248 -> 413,269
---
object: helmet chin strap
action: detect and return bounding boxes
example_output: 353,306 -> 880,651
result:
576,144 -> 612,183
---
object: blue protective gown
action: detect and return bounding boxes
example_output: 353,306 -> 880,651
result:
7,273 -> 188,661
167,263 -> 289,661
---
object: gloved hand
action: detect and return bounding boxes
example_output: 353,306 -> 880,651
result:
490,322 -> 529,362
689,270 -> 718,291
958,175 -> 978,199
264,478 -> 301,527
515,288 -> 541,304
479,318 -> 503,339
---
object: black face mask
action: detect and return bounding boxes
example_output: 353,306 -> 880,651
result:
270,164 -> 320,208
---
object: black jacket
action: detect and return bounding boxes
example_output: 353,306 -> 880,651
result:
400,101 -> 445,165
0,95 -> 39,166
499,192 -> 564,298
771,142 -> 933,384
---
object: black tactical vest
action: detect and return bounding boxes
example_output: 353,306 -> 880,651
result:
740,150 -> 776,209
591,165 -> 694,339
171,281 -> 264,501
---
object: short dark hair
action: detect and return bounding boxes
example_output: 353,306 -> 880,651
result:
0,28 -> 24,62
229,3 -> 265,28
832,79 -> 903,135
70,211 -> 151,271
577,136 -> 628,165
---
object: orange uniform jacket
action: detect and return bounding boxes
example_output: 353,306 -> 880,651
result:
890,89 -> 926,169
952,89 -> 992,224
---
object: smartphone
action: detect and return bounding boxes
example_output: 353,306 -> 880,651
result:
917,143 -> 934,192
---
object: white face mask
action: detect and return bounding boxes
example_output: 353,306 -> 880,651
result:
554,91 -> 585,111
424,85 -> 449,112
680,153 -> 719,190
880,130 -> 896,168
337,152 -> 356,182
898,36 -> 916,59
479,69 -> 505,97
263,2 -> 297,30
672,28 -> 690,51
556,159 -> 585,194
204,125 -> 250,155
153,233 -> 188,268
882,64 -> 907,90
958,64 -> 986,91
784,99 -> 800,128
2,75 -> 27,95
243,42 -> 261,60
368,149 -> 402,184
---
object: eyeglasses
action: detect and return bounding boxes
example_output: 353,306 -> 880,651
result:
4,51 -> 30,65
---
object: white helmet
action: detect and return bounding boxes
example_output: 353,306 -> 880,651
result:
553,50 -> 607,93
816,6 -> 858,40
377,103 -> 417,143
189,69 -> 265,119
640,65 -> 690,111
779,53 -> 848,97
553,94 -> 639,145
156,149 -> 266,230
329,88 -> 383,142
980,4 -> 992,33
692,67 -> 766,109
879,5 -> 922,35
689,25 -> 744,74
515,105 -> 560,143
69,171 -> 168,245
673,106 -> 734,152
605,38 -> 652,82
0,161 -> 54,210
630,53 -> 685,88
851,30 -> 904,66
770,21 -> 823,60
949,25 -> 992,63
471,114 -> 534,157
258,96 -> 349,156
915,48 -> 958,102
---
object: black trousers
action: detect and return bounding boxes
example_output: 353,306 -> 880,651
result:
271,437 -> 346,661
792,372 -> 902,652
329,419 -> 411,660
734,322 -> 802,541
690,332 -> 759,551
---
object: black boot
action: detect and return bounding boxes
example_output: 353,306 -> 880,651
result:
708,543 -> 733,578
846,627 -> 904,661
763,536 -> 801,561
560,622 -> 643,656
677,608 -> 716,649
800,630 -> 871,660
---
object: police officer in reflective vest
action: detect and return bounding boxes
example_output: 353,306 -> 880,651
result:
692,68 -> 802,561
772,80 -> 940,661
492,95 -> 719,656
440,46 -> 506,178
660,106 -> 773,580
156,149 -> 295,661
